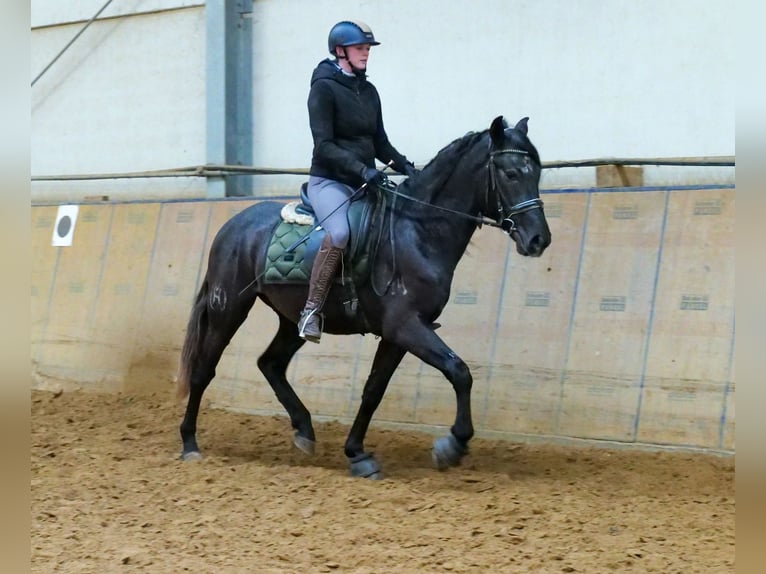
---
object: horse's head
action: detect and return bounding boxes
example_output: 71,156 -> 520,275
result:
486,116 -> 551,257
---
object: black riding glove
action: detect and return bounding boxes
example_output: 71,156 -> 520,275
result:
363,167 -> 386,187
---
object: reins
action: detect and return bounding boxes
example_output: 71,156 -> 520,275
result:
369,146 -> 544,296
379,147 -> 544,231
380,182 -> 495,227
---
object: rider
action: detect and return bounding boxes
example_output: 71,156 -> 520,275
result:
298,20 -> 418,343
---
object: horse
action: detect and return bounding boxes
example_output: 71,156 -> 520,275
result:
176,115 -> 551,479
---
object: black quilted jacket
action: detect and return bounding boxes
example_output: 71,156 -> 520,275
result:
307,58 -> 410,187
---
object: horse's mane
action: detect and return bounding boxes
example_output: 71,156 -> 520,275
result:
422,130 -> 486,172
398,130 -> 487,199
396,123 -> 540,200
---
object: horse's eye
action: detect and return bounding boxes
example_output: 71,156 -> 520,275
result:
504,170 -> 519,180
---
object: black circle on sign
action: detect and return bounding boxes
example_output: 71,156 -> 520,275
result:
57,215 -> 72,238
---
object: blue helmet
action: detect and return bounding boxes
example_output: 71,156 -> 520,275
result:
327,20 -> 380,55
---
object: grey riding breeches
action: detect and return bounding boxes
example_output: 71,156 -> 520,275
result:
306,175 -> 357,249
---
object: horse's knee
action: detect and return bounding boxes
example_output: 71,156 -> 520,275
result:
446,354 -> 472,391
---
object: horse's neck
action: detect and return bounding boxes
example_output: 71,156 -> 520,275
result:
410,150 -> 487,269
435,178 -> 483,262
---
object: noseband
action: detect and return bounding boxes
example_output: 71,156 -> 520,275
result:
486,148 -> 544,235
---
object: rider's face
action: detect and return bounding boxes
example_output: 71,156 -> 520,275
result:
337,44 -> 371,72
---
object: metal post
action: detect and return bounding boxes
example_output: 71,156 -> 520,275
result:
205,0 -> 227,198
226,0 -> 253,196
205,0 -> 253,198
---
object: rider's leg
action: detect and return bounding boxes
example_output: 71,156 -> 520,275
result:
298,177 -> 353,343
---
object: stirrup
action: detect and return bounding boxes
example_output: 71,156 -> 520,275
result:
298,308 -> 323,343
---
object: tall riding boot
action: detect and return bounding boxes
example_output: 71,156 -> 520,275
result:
298,235 -> 343,343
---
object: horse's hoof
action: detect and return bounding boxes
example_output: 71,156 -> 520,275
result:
431,434 -> 468,470
181,451 -> 203,462
349,453 -> 383,480
293,433 -> 316,456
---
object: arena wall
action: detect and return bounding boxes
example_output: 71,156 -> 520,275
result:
31,185 -> 735,453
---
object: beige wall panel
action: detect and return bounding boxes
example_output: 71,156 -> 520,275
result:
637,382 -> 723,448
484,193 -> 588,435
84,203 -> 161,391
289,334 -> 361,418
558,192 -> 665,441
637,189 -> 734,447
34,205 -> 111,387
195,200 -> 255,291
134,203 -> 211,385
31,207 -> 60,351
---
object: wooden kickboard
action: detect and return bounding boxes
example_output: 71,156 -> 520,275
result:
557,191 -> 666,441
637,189 -> 734,447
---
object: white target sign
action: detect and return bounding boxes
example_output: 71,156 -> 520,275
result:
52,205 -> 79,247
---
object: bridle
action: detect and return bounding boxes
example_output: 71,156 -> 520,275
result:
485,148 -> 545,235
379,145 -> 544,235
370,142 -> 544,296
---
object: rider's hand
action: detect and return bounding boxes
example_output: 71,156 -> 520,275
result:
403,163 -> 420,178
363,167 -> 386,187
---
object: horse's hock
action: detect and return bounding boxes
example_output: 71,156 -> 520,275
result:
31,185 -> 734,453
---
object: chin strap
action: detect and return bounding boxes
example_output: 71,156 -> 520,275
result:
335,49 -> 366,76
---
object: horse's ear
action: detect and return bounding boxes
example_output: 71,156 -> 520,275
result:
490,116 -> 507,144
515,117 -> 529,135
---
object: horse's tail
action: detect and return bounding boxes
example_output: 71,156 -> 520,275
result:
177,279 -> 209,400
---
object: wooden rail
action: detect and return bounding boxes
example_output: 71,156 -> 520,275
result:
31,156 -> 735,182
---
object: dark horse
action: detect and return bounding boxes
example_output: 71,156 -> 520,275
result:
177,116 -> 551,479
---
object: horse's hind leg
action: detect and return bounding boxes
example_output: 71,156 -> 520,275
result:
344,338 -> 406,479
257,313 -> 315,454
179,331 -> 230,460
178,282 -> 253,460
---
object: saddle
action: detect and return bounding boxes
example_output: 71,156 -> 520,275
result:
263,182 -> 385,289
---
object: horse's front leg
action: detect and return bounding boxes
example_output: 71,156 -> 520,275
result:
389,318 -> 474,470
345,338 -> 406,479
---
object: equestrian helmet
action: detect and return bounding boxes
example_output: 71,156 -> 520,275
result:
327,20 -> 380,54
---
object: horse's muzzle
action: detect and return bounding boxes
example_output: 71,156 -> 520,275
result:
522,232 -> 550,257
510,227 -> 551,257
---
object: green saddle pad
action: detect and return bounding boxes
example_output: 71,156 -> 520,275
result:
264,222 -> 314,283
263,192 -> 381,285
